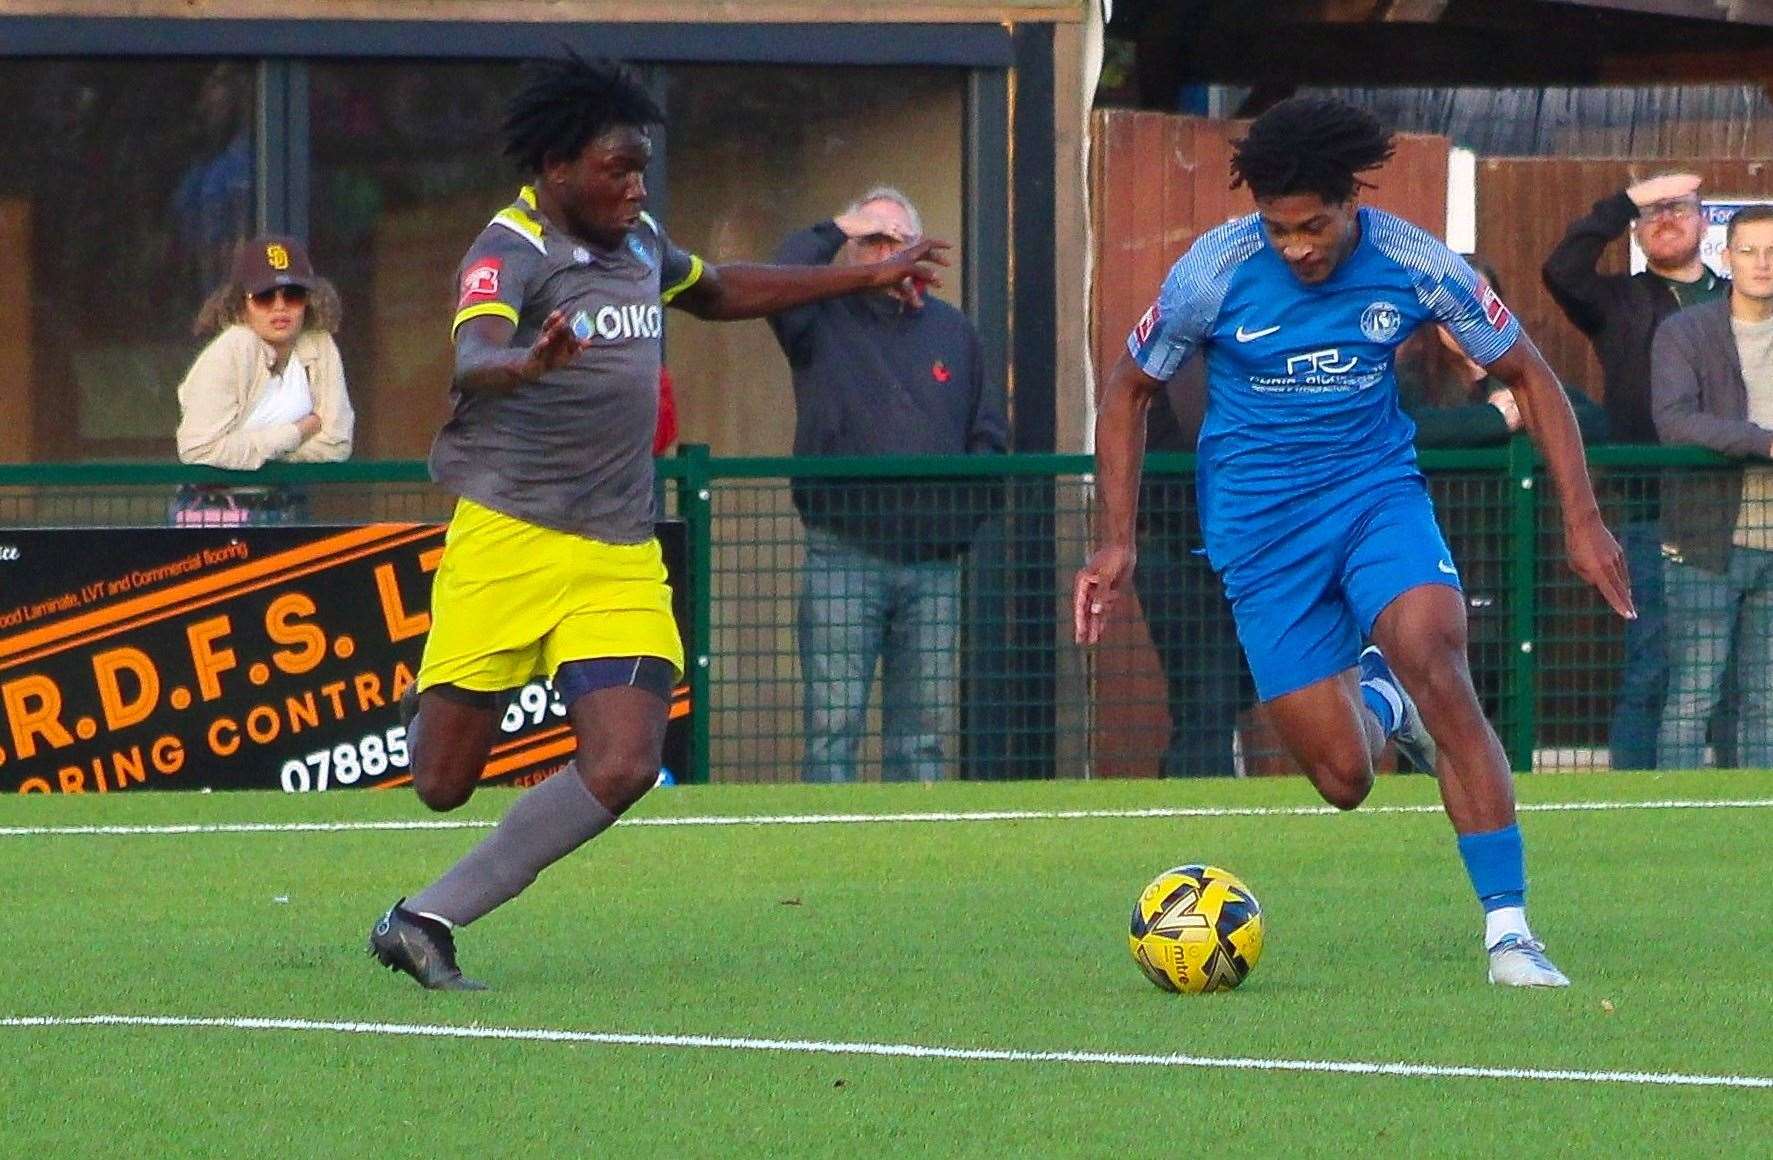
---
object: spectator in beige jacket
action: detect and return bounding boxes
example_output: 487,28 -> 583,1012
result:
174,236 -> 353,523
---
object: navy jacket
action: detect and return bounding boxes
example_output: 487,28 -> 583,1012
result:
770,221 -> 1009,560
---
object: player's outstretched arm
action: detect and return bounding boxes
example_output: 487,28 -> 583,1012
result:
1488,335 -> 1637,620
453,310 -> 590,395
670,240 -> 951,321
1074,351 -> 1166,645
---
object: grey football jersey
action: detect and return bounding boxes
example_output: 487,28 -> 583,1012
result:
429,186 -> 704,542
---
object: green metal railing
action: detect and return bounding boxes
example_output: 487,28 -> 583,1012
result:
0,441 -> 1748,781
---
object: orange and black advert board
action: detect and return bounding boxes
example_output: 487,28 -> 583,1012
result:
0,522 -> 690,794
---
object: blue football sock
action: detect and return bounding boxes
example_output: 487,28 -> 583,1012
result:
1456,823 -> 1526,912
1360,682 -> 1400,736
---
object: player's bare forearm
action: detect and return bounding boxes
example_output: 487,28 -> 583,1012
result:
1074,352 -> 1164,644
452,311 -> 586,394
679,263 -> 880,319
1489,338 -> 1601,523
1093,352 -> 1164,550
674,239 -> 950,321
1489,335 -> 1636,617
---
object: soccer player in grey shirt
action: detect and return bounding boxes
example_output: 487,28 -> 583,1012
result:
370,53 -> 949,990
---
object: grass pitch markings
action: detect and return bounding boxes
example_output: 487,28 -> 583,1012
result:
0,797 -> 1769,839
1,1014 -> 1767,1091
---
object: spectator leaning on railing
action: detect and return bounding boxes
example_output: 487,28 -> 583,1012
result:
1542,172 -> 1726,770
1650,204 -> 1773,770
770,187 -> 1009,784
173,235 -> 354,525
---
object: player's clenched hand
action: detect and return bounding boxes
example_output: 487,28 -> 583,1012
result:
868,238 -> 952,308
1074,544 -> 1137,645
519,308 -> 592,380
1565,508 -> 1636,620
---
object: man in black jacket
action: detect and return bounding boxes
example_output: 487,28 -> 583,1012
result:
771,189 -> 1009,783
1543,172 -> 1726,770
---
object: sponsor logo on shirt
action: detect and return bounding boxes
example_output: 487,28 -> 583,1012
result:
581,302 -> 664,343
459,259 -> 502,305
1249,347 -> 1384,394
1480,281 -> 1513,331
1285,348 -> 1359,376
1132,301 -> 1161,347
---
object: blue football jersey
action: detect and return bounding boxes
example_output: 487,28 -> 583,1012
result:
1126,207 -> 1521,568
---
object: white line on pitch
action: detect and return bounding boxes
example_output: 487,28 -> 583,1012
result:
0,798 -> 1767,839
0,1014 -> 1765,1091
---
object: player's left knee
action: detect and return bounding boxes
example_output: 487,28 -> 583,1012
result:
580,751 -> 659,812
414,773 -> 473,813
1391,628 -> 1469,696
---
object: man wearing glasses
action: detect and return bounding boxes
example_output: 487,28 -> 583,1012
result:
1650,205 -> 1773,770
1543,173 -> 1726,771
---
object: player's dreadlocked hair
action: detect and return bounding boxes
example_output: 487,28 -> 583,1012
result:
1229,97 -> 1395,203
503,51 -> 664,174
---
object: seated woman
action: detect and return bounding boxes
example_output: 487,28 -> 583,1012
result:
173,235 -> 354,524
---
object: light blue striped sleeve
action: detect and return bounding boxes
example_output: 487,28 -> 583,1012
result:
1126,216 -> 1262,382
1367,209 -> 1522,367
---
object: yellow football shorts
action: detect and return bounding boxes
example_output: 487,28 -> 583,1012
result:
417,498 -> 684,693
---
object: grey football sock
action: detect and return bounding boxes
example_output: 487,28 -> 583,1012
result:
408,764 -> 616,927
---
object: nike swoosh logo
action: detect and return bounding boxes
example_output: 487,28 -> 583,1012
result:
1438,560 -> 1459,575
1235,324 -> 1281,342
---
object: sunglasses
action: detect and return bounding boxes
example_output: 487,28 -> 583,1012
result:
247,285 -> 308,307
1641,199 -> 1700,221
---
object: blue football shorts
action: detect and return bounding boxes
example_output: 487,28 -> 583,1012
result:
1217,478 -> 1461,702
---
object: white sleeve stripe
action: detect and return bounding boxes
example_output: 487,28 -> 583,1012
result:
1131,215 -> 1265,381
1366,207 -> 1518,365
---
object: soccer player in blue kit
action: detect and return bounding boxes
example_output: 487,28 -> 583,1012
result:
1075,98 -> 1635,987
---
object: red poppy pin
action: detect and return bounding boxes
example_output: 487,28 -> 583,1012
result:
932,361 -> 951,383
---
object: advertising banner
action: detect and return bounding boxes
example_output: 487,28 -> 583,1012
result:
0,522 -> 690,794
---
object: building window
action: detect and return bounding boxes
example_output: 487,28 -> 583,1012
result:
308,60 -> 518,460
661,65 -> 968,456
0,60 -> 256,460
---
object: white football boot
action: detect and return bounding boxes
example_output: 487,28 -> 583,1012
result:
1358,645 -> 1438,773
1487,934 -> 1571,988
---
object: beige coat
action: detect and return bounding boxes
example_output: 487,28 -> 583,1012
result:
176,324 -> 355,469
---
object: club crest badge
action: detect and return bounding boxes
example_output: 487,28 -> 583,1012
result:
1360,300 -> 1403,343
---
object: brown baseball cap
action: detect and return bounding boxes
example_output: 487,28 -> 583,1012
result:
234,235 -> 315,296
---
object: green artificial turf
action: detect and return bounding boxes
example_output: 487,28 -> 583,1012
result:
1,771 -> 1767,1157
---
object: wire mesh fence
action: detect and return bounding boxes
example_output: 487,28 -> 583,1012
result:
1,444 -> 1756,783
